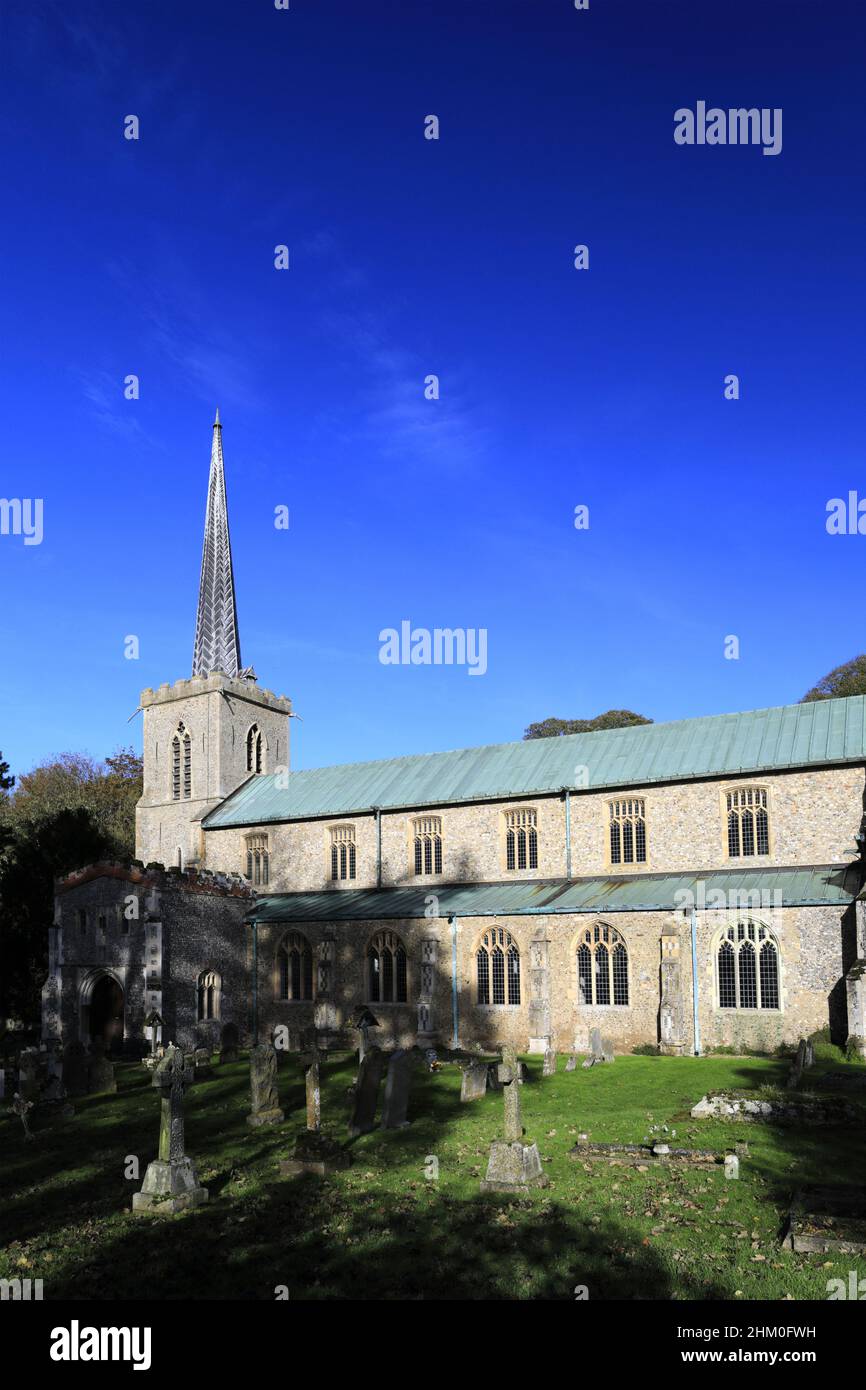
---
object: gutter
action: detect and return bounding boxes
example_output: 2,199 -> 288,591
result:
563,787 -> 572,879
250,919 -> 259,1045
373,806 -> 382,888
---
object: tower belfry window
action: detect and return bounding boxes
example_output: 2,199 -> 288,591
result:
246,724 -> 263,773
171,723 -> 192,801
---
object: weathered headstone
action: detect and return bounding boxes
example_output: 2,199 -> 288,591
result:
542,1049 -> 557,1076
460,1061 -> 489,1102
352,1006 -> 380,1065
11,1092 -> 35,1141
787,1038 -> 808,1090
565,1054 -> 577,1072
381,1049 -> 411,1129
481,1045 -> 549,1193
279,1035 -> 351,1176
62,1042 -> 89,1097
219,1022 -> 239,1064
348,1046 -> 384,1137
17,1049 -> 41,1103
194,1047 -> 213,1079
247,1041 -> 284,1127
724,1153 -> 740,1180
88,1041 -> 117,1095
582,1028 -> 614,1068
132,1045 -> 208,1214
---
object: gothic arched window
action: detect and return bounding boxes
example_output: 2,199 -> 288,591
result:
716,922 -> 780,1010
476,927 -> 521,1006
277,932 -> 314,1001
576,925 -> 629,1006
726,787 -> 769,858
609,799 -> 646,865
367,930 -> 408,1003
171,723 -> 192,801
330,825 -> 357,881
246,724 -> 263,774
197,970 -> 221,1021
244,833 -> 269,886
505,808 -> 538,871
413,816 -> 442,875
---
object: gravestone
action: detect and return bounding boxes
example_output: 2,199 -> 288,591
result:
62,1042 -> 89,1097
542,1049 -> 557,1077
381,1049 -> 412,1129
219,1023 -> 239,1064
787,1038 -> 809,1090
11,1092 -> 35,1141
565,1054 -> 577,1072
348,1046 -> 385,1137
88,1041 -> 117,1095
17,1049 -> 41,1103
461,1061 -> 489,1102
480,1045 -> 549,1193
582,1028 -> 614,1068
280,1034 -> 351,1176
132,1045 -> 208,1214
247,1041 -> 284,1127
194,1047 -> 213,1079
352,1006 -> 380,1065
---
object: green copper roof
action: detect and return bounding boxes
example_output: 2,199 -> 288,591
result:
204,696 -> 866,829
246,864 -> 860,922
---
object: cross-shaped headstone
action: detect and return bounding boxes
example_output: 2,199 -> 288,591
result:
300,1033 -> 324,1133
153,1045 -> 192,1163
498,1044 -> 523,1142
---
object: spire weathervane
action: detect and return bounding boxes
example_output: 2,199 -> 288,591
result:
192,410 -> 242,678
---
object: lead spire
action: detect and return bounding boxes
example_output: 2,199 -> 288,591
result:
192,410 -> 242,678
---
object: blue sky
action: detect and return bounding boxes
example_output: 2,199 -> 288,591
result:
1,0 -> 864,777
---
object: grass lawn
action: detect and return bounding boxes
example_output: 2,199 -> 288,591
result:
2,1050 -> 864,1301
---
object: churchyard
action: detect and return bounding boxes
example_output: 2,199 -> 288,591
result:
1,1045 -> 864,1301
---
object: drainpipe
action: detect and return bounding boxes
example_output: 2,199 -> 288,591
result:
449,915 -> 459,1049
690,910 -> 701,1056
251,920 -> 259,1046
563,787 -> 572,879
373,807 -> 382,888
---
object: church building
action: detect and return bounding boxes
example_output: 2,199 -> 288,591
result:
41,416 -> 866,1060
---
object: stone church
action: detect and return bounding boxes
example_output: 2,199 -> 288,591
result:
41,415 -> 866,1060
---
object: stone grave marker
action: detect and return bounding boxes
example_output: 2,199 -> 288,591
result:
542,1049 -> 557,1076
88,1041 -> 117,1095
565,1054 -> 577,1072
381,1049 -> 412,1129
280,1034 -> 350,1175
17,1049 -> 41,1103
352,1006 -> 380,1065
348,1046 -> 385,1137
62,1042 -> 89,1097
480,1045 -> 549,1193
460,1060 -> 489,1102
194,1047 -> 213,1079
132,1045 -> 208,1214
247,1041 -> 285,1127
219,1022 -> 239,1064
11,1092 -> 35,1141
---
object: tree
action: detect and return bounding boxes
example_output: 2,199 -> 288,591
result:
0,748 -> 143,1023
524,709 -> 652,740
0,752 -> 14,792
801,656 -> 866,703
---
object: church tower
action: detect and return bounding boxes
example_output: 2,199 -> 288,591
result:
135,413 -> 292,870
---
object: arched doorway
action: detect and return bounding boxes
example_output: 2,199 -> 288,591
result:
89,975 -> 124,1052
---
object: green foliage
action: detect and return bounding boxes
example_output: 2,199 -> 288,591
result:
524,710 -> 652,740
0,752 -> 14,793
801,655 -> 866,703
0,747 -> 142,1021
